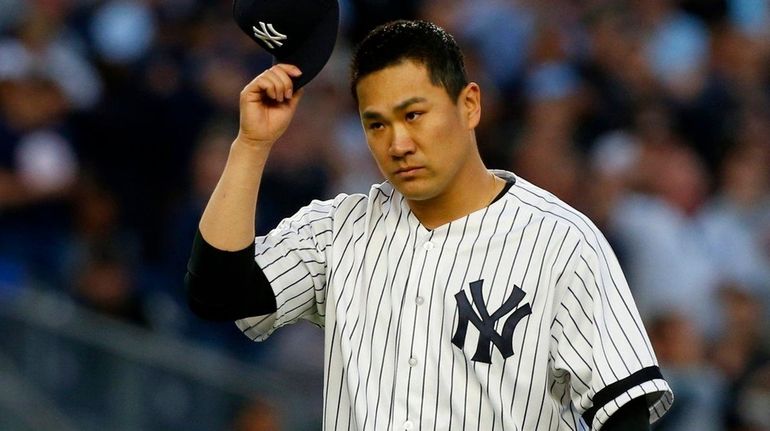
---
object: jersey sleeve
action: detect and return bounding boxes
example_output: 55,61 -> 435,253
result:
549,232 -> 673,431
235,194 -> 347,341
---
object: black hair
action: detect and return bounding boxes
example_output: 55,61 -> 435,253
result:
350,20 -> 469,103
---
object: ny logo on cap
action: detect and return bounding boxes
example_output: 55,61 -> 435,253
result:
252,22 -> 287,49
452,280 -> 532,364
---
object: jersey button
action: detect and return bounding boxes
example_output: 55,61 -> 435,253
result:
404,420 -> 414,430
408,357 -> 418,366
415,296 -> 424,305
423,241 -> 434,250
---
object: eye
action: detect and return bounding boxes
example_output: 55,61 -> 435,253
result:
405,111 -> 423,122
368,122 -> 384,131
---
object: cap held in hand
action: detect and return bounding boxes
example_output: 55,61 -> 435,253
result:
233,0 -> 339,90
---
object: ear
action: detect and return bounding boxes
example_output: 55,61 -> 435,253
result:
459,82 -> 481,130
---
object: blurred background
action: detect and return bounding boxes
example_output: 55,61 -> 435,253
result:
0,0 -> 768,429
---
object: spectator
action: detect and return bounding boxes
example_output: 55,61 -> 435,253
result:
233,397 -> 281,431
0,41 -> 80,287
648,313 -> 726,431
71,241 -> 149,326
712,285 -> 770,431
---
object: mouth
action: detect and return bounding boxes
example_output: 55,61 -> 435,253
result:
394,166 -> 424,177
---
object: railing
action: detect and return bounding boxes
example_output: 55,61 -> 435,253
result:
0,288 -> 321,430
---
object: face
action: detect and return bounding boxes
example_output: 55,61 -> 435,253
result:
356,60 -> 480,201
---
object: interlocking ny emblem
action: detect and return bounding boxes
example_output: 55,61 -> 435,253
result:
252,22 -> 288,49
452,280 -> 532,364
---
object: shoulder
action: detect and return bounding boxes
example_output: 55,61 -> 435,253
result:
310,180 -> 396,219
337,181 -> 393,208
507,174 -> 608,252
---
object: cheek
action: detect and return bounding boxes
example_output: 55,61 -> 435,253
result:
427,115 -> 466,158
430,105 -> 463,133
366,138 -> 390,169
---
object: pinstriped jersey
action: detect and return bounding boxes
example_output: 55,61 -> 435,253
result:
235,170 -> 673,430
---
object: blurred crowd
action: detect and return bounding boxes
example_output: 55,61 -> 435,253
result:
0,0 -> 769,429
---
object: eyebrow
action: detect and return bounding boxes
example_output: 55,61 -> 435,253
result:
395,97 -> 427,111
361,97 -> 428,120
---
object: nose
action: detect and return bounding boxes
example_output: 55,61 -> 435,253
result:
388,125 -> 416,158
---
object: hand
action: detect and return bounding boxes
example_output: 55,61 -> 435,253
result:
236,64 -> 304,148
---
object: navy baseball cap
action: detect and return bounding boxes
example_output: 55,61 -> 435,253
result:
233,0 -> 339,90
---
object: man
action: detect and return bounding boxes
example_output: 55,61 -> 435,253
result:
186,20 -> 672,430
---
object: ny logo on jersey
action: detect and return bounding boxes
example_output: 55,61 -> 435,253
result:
252,22 -> 288,49
452,280 -> 532,364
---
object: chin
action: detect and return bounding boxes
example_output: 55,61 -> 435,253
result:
392,179 -> 439,201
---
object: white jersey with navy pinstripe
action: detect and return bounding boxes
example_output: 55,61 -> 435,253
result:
236,170 -> 673,431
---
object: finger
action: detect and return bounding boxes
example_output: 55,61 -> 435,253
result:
256,72 -> 281,102
243,71 -> 278,102
280,88 -> 303,114
268,66 -> 295,99
264,69 -> 290,102
274,64 -> 303,78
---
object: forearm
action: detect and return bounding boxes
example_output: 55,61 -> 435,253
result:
199,137 -> 272,250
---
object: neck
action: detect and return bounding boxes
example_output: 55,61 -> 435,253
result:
407,158 -> 503,230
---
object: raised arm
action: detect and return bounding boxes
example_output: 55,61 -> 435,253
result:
186,64 -> 303,321
200,64 -> 303,249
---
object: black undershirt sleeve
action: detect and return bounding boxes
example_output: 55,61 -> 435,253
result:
185,229 -> 277,321
582,366 -> 662,429
598,396 -> 650,431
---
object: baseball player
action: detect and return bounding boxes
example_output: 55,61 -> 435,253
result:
186,20 -> 673,431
